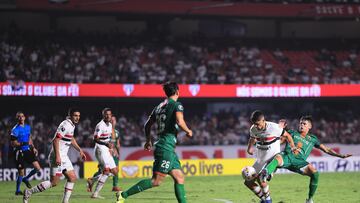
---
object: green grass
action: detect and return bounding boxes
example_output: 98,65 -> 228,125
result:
1,172 -> 359,203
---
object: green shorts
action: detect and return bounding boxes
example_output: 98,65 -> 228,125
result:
153,149 -> 181,175
280,152 -> 309,174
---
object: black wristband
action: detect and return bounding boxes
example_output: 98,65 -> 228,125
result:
21,142 -> 29,146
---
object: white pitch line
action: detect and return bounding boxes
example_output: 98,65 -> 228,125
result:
213,198 -> 234,203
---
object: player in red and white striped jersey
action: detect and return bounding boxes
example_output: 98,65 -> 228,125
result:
23,108 -> 86,203
90,108 -> 120,199
244,110 -> 297,203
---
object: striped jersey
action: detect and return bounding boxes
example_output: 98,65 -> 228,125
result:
250,121 -> 284,150
94,119 -> 112,150
52,119 -> 75,156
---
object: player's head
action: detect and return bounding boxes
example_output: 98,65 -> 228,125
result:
102,108 -> 112,123
111,115 -> 117,128
16,111 -> 26,124
299,115 -> 312,133
250,110 -> 266,130
68,108 -> 81,124
163,81 -> 179,98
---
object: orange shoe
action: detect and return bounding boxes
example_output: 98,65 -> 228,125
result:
112,186 -> 121,192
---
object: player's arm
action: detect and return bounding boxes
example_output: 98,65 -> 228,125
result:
318,144 -> 352,158
282,131 -> 298,153
71,137 -> 86,160
144,113 -> 156,151
53,136 -> 61,165
176,111 -> 192,138
29,134 -> 38,156
93,126 -> 113,149
246,137 -> 256,155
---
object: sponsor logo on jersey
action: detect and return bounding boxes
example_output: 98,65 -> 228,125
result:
189,84 -> 200,96
123,84 -> 134,96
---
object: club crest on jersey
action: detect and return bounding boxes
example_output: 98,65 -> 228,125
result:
189,84 -> 200,96
123,84 -> 134,96
61,126 -> 65,132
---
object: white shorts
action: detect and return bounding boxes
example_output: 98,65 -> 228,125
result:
95,146 -> 116,170
49,153 -> 74,177
253,143 -> 280,174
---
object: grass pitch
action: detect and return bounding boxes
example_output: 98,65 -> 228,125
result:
0,172 -> 359,203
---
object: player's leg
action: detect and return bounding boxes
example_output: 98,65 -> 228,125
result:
169,154 -> 186,203
261,154 -> 284,181
245,160 -> 267,201
302,164 -> 319,203
87,164 -> 102,192
23,174 -> 60,203
15,150 -> 25,195
23,150 -> 42,188
92,147 -> 114,198
112,156 -> 120,191
117,172 -> 163,202
63,170 -> 77,203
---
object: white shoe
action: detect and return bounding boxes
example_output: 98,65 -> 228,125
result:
116,191 -> 125,203
91,193 -> 105,199
305,198 -> 314,203
23,189 -> 32,203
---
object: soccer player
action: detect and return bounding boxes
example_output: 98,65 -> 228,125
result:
245,110 -> 298,203
87,114 -> 121,192
10,111 -> 42,195
91,108 -> 120,198
260,115 -> 352,203
116,81 -> 192,203
23,108 -> 86,203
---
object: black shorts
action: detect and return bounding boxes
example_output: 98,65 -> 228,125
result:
14,149 -> 37,169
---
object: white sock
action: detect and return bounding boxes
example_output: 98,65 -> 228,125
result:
262,185 -> 271,200
92,173 -> 101,182
62,181 -> 74,203
30,180 -> 52,194
252,186 -> 264,199
93,174 -> 108,196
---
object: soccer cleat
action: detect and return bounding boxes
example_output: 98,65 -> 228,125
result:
259,168 -> 269,182
22,178 -> 32,188
305,198 -> 314,203
91,193 -> 105,199
112,186 -> 121,192
15,191 -> 24,195
23,189 -> 32,203
86,178 -> 94,192
115,191 -> 125,203
260,199 -> 272,203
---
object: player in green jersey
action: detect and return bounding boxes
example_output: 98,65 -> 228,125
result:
86,115 -> 121,192
260,116 -> 352,203
116,81 -> 193,203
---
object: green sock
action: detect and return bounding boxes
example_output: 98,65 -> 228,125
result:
308,172 -> 319,199
122,179 -> 152,198
113,157 -> 119,187
174,183 -> 187,203
92,170 -> 101,178
266,158 -> 279,174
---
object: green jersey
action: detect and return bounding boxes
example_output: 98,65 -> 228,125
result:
285,129 -> 321,160
150,98 -> 184,151
111,129 -> 120,151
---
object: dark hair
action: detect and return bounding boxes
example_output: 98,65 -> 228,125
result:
250,110 -> 264,124
300,115 -> 313,124
163,81 -> 179,97
68,108 -> 80,116
102,107 -> 112,115
16,111 -> 24,118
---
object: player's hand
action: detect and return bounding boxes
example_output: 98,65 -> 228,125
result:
291,147 -> 301,155
186,130 -> 193,138
33,148 -> 38,156
144,141 -> 152,151
56,156 -> 61,166
79,150 -> 86,161
341,154 -> 352,158
247,147 -> 254,155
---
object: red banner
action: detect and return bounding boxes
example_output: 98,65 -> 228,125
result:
1,82 -> 360,98
16,0 -> 360,18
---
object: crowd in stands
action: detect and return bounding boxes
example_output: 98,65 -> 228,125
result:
1,28 -> 360,85
1,108 -> 359,166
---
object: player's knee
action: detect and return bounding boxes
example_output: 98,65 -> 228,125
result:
111,167 -> 118,175
152,179 -> 162,187
103,168 -> 110,175
175,176 -> 185,184
68,176 -> 77,182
